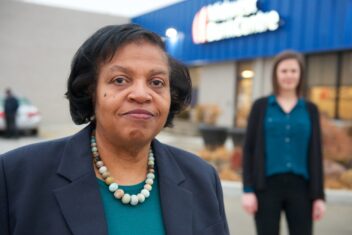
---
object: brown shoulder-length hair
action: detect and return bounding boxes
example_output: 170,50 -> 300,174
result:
272,50 -> 305,96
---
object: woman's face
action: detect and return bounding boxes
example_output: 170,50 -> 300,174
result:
94,41 -> 171,145
276,58 -> 301,94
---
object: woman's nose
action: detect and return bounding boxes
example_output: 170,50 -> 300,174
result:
127,82 -> 152,103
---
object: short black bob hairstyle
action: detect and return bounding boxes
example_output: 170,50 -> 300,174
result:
66,24 -> 192,127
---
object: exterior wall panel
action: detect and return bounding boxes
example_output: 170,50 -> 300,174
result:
0,0 -> 129,126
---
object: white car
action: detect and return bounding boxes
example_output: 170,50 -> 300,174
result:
0,97 -> 41,135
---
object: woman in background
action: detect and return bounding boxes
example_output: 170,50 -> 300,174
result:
241,50 -> 325,235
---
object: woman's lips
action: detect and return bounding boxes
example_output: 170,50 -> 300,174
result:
122,109 -> 155,120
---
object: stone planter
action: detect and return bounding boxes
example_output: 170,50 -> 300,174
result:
198,124 -> 228,150
228,127 -> 246,147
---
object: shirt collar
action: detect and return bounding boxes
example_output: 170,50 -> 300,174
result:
269,95 -> 305,107
297,98 -> 305,107
268,95 -> 277,105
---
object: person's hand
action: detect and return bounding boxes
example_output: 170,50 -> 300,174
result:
242,193 -> 258,215
312,199 -> 326,221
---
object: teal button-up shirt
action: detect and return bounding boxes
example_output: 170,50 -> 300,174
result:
264,95 -> 311,179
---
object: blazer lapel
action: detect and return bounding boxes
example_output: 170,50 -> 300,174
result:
153,140 -> 193,235
54,125 -> 108,235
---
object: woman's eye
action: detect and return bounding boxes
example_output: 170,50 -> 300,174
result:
113,77 -> 127,85
150,79 -> 165,88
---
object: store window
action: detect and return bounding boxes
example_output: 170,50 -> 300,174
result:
235,61 -> 254,127
307,53 -> 337,118
307,51 -> 352,121
339,52 -> 352,120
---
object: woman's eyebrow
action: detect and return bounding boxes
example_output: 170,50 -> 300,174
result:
109,65 -> 130,73
109,65 -> 169,77
148,69 -> 169,76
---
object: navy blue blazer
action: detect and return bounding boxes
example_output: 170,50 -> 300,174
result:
0,125 -> 229,235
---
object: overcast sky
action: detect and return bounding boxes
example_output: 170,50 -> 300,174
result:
21,0 -> 184,17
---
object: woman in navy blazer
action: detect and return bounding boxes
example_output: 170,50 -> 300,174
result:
0,24 -> 229,235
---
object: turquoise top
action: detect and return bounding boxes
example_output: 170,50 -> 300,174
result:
97,176 -> 166,235
264,95 -> 311,178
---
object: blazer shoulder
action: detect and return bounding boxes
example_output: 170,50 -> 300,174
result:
255,96 -> 269,104
304,100 -> 320,115
0,136 -> 70,167
251,96 -> 269,110
247,97 -> 269,120
305,99 -> 318,109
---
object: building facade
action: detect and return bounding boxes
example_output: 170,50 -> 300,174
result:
0,0 -> 129,128
133,0 -> 352,127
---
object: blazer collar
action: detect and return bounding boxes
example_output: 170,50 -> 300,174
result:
153,139 -> 194,235
54,126 -> 193,235
54,124 -> 108,235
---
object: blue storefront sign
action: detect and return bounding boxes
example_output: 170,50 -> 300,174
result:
132,0 -> 352,65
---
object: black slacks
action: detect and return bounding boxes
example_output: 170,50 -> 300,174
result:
5,114 -> 17,138
255,173 -> 313,235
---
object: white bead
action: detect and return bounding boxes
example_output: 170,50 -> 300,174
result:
96,161 -> 104,168
130,195 -> 139,206
122,194 -> 131,204
148,160 -> 154,166
102,171 -> 110,178
108,183 -> 118,192
99,166 -> 107,174
137,193 -> 145,203
147,173 -> 155,179
145,178 -> 153,185
141,189 -> 150,198
144,184 -> 152,191
114,189 -> 124,199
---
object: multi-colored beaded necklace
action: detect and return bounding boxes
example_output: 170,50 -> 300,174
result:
91,131 -> 155,206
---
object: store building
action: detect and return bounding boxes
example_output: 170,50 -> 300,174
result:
133,0 -> 352,127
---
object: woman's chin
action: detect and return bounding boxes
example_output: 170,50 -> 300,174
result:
126,129 -> 155,144
280,87 -> 297,93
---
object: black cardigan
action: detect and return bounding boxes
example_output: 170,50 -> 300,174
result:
242,97 -> 325,200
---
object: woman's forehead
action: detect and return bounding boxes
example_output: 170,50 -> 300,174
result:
102,41 -> 168,66
98,42 -> 170,76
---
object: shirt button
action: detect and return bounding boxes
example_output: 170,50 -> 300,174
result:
285,137 -> 290,143
286,162 -> 292,168
286,125 -> 291,130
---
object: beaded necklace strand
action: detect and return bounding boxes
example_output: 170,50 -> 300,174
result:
91,132 -> 155,206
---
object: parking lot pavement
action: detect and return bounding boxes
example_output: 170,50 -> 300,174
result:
0,124 -> 83,154
1,128 -> 352,234
0,136 -> 43,154
222,181 -> 352,235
